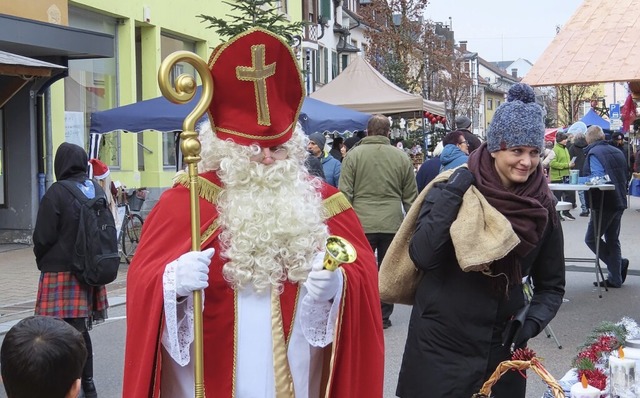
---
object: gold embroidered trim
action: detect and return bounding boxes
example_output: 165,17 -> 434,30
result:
216,122 -> 294,141
173,173 -> 221,204
201,219 -> 220,245
271,288 -> 295,397
287,287 -> 301,347
236,44 -> 276,126
232,290 -> 238,398
322,192 -> 352,219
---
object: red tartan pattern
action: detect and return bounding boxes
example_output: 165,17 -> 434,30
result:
35,272 -> 108,319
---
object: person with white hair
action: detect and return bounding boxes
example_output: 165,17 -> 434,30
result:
567,122 -> 589,216
123,28 -> 383,398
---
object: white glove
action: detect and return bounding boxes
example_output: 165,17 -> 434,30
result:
175,248 -> 215,297
304,251 -> 340,302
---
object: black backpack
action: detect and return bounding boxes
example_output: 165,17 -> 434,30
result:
59,180 -> 120,286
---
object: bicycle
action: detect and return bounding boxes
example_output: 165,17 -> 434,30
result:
116,187 -> 147,264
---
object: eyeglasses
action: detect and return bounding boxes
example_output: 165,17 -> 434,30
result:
250,146 -> 288,162
458,140 -> 468,146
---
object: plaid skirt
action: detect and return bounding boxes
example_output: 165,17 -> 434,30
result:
35,271 -> 109,326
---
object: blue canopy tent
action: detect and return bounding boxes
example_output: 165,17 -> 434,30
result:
89,88 -> 370,163
90,87 -> 369,136
580,108 -> 610,130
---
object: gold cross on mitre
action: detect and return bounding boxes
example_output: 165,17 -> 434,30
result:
236,44 -> 276,126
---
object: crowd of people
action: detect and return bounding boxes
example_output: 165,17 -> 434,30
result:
1,28 -> 636,398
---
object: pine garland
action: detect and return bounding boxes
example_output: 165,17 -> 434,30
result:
571,318 -> 639,391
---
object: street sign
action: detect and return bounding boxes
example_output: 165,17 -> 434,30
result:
610,103 -> 621,119
609,103 -> 621,131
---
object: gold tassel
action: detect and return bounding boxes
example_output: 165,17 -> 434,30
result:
322,192 -> 352,219
174,173 -> 221,204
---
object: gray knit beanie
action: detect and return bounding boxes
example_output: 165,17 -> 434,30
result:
455,115 -> 472,130
486,83 -> 545,152
308,132 -> 326,150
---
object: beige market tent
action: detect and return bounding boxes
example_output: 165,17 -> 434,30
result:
524,0 -> 640,86
310,56 -> 446,116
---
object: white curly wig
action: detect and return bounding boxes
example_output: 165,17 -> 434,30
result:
196,121 -> 329,293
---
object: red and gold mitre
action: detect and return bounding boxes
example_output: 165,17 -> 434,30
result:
207,27 -> 304,148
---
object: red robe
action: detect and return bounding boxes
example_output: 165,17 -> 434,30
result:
123,171 -> 384,397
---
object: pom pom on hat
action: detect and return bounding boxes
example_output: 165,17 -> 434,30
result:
487,83 -> 545,153
89,158 -> 110,180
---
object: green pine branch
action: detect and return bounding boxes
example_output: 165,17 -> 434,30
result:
198,0 -> 305,43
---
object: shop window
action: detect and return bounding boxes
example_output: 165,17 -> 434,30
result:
331,51 -> 338,79
160,34 -> 196,168
66,8 -> 118,165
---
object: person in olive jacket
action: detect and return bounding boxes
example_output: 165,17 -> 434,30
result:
338,114 -> 418,329
396,84 -> 565,398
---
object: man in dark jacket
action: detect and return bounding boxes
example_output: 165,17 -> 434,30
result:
32,143 -> 109,398
610,131 -> 634,181
581,126 -> 629,288
452,115 -> 482,154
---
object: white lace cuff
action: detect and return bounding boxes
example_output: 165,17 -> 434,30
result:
161,260 -> 195,366
300,270 -> 344,347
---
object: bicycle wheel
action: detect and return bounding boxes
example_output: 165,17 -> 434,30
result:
122,213 -> 144,264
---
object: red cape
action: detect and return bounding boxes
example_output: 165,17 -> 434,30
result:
123,172 -> 384,397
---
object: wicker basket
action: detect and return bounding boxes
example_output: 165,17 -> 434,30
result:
472,357 -> 565,398
126,189 -> 148,212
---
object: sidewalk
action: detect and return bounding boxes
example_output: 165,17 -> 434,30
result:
0,244 -> 128,335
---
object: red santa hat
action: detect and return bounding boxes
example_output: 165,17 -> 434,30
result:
89,158 -> 110,180
207,28 -> 304,148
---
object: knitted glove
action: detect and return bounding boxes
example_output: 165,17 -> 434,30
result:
444,167 -> 475,197
304,252 -> 340,302
174,248 -> 215,297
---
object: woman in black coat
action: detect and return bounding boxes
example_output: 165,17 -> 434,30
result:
396,84 -> 565,398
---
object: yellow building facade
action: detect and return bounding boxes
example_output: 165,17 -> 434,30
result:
0,0 -> 302,241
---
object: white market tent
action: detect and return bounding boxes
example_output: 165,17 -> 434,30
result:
310,56 -> 446,116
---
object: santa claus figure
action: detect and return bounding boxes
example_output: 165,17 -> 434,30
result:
123,28 -> 384,398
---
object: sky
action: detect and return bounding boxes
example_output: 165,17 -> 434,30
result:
423,0 -> 584,64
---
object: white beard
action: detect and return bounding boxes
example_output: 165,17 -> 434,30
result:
197,122 -> 328,293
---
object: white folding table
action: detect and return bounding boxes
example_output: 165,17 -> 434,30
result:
548,183 -> 615,298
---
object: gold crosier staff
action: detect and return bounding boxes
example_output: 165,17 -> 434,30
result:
158,51 -> 213,398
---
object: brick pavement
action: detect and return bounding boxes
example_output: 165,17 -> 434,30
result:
0,244 -> 128,334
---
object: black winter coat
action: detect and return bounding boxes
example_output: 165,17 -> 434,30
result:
396,182 -> 565,398
33,143 -> 91,272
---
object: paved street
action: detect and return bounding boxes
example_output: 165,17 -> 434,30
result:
1,196 -> 640,397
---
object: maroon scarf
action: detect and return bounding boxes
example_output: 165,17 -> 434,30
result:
467,144 -> 557,287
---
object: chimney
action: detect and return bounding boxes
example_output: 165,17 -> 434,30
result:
511,68 -> 518,78
459,40 -> 467,53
